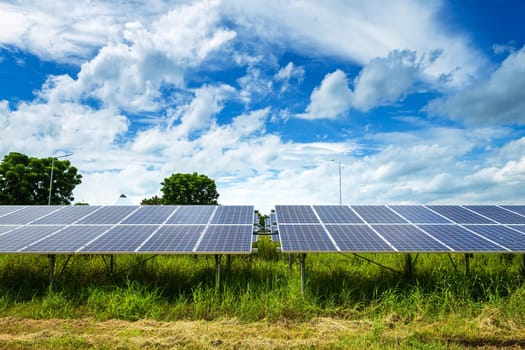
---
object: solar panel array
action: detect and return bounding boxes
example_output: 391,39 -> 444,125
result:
275,205 -> 525,253
0,205 -> 255,254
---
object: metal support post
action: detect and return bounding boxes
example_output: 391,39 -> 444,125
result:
465,253 -> 473,276
289,254 -> 293,272
404,254 -> 413,279
300,253 -> 306,296
215,255 -> 221,292
48,254 -> 56,288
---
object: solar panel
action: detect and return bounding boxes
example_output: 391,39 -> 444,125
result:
0,206 -> 62,224
0,225 -> 62,252
195,225 -> 253,253
79,225 -> 158,253
121,206 -> 177,224
77,206 -> 139,224
426,206 -> 494,224
32,205 -> 101,224
389,205 -> 451,224
465,206 -> 525,224
275,205 -> 319,224
21,225 -> 112,253
314,205 -> 363,223
371,225 -> 450,252
0,206 -> 23,217
138,225 -> 205,253
417,225 -> 505,252
502,206 -> 525,216
166,206 -> 215,224
509,225 -> 525,234
211,206 -> 253,224
351,206 -> 407,223
0,226 -> 16,235
278,224 -> 336,252
326,224 -> 393,252
465,225 -> 525,250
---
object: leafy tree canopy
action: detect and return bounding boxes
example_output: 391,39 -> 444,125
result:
141,172 -> 219,205
0,152 -> 82,205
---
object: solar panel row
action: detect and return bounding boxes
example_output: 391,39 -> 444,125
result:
0,205 -> 255,254
275,205 -> 525,253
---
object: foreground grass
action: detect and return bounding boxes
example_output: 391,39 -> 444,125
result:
1,240 -> 525,348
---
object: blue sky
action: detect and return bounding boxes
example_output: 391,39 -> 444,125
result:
1,0 -> 525,213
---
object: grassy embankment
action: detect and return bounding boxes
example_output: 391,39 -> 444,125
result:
1,239 -> 525,348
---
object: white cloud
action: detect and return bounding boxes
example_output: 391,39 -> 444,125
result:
427,45 -> 525,125
274,62 -> 305,93
298,70 -> 352,120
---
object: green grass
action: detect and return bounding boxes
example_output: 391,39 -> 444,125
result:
1,239 -> 525,328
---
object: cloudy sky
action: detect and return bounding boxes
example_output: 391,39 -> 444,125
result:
1,0 -> 524,213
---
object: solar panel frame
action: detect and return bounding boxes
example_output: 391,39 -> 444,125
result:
138,225 -> 206,253
79,225 -> 159,253
0,206 -> 63,225
275,205 -> 320,224
465,225 -> 525,251
278,224 -> 336,252
121,205 -> 178,224
465,206 -> 525,224
211,205 -> 254,224
426,205 -> 495,224
313,205 -> 363,223
389,205 -> 451,224
350,206 -> 408,224
195,225 -> 253,253
0,225 -> 63,252
31,205 -> 101,224
326,224 -> 394,252
371,224 -> 451,252
416,224 -> 506,252
76,206 -> 140,224
165,205 -> 216,224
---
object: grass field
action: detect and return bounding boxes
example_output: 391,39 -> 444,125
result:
1,239 -> 525,348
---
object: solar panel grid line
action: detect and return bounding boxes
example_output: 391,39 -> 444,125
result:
502,206 -> 525,217
311,206 -> 341,252
458,224 -> 511,251
134,206 -> 181,252
24,206 -> 65,225
467,205 -> 525,224
16,225 -> 70,252
460,206 -> 500,224
0,206 -> 26,219
192,206 -> 219,253
421,205 -> 455,224
385,206 -> 455,252
465,225 -> 525,251
498,205 -> 525,219
347,206 -> 399,252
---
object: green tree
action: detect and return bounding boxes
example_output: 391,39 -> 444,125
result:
0,152 -> 82,205
141,172 -> 219,205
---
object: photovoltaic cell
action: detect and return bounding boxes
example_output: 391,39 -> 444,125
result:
80,225 -> 158,252
417,225 -> 504,251
326,224 -> 393,251
196,225 -> 253,253
465,206 -> 525,224
372,225 -> 449,252
502,206 -> 525,216
0,226 -> 16,235
21,225 -> 112,253
0,206 -> 62,224
32,205 -> 101,224
389,205 -> 451,224
314,205 -> 363,223
275,205 -> 319,224
278,224 -> 336,252
0,206 -> 23,217
76,206 -> 138,224
166,206 -> 215,224
465,225 -> 525,250
351,206 -> 407,223
0,225 -> 62,252
211,206 -> 254,224
139,225 -> 205,253
509,225 -> 525,235
426,206 -> 494,224
121,206 -> 177,224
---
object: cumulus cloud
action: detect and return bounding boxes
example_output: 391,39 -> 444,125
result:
274,62 -> 305,93
427,45 -> 525,125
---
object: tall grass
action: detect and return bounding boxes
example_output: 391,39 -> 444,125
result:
1,239 -> 525,324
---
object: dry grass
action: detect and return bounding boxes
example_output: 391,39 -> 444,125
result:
1,314 -> 525,349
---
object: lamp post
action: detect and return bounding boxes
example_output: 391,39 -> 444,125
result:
331,160 -> 342,205
48,153 -> 72,205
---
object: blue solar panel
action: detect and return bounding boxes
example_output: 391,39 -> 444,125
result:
0,226 -> 62,252
426,206 -> 494,224
0,226 -> 16,235
22,225 -> 112,253
32,206 -> 101,224
417,225 -> 505,251
166,206 -> 215,224
465,206 -> 525,224
211,206 -> 254,224
80,225 -> 158,252
278,224 -> 336,252
465,225 -> 525,251
372,225 -> 450,252
314,205 -> 363,223
0,206 -> 62,224
275,205 -> 319,223
509,225 -> 525,235
326,224 -> 393,251
351,206 -> 407,223
0,206 -> 23,217
502,206 -> 525,216
121,206 -> 177,224
389,205 -> 451,224
138,225 -> 205,253
195,225 -> 253,253
77,206 -> 139,224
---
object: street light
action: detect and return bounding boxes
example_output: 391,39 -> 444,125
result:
331,159 -> 342,205
48,153 -> 72,205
